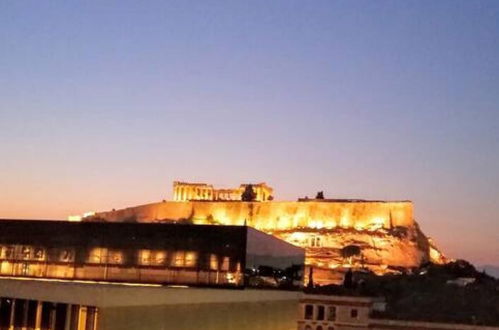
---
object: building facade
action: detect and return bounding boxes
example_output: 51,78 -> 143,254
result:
0,220 -> 304,288
0,219 -> 305,329
172,181 -> 274,202
297,294 -> 499,330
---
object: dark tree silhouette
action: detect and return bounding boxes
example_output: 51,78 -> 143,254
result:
241,184 -> 257,201
315,191 -> 325,199
343,268 -> 354,289
307,267 -> 314,288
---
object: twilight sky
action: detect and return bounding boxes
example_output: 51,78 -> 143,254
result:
0,1 -> 498,266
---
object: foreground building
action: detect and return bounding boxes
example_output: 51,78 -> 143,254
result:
0,219 -> 304,329
298,294 -> 499,330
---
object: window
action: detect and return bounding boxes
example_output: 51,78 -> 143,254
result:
33,248 -> 45,260
327,306 -> 336,321
317,305 -> 325,320
171,251 -> 198,268
351,309 -> 358,318
209,254 -> 218,270
172,251 -> 185,267
107,250 -> 124,264
152,251 -> 166,265
60,249 -> 74,262
185,251 -> 197,267
328,327 -> 335,330
88,247 -> 107,264
304,304 -> 313,320
305,326 -> 312,330
138,249 -> 151,265
221,257 -> 229,271
316,327 -> 323,330
2,246 -> 14,259
21,246 -> 31,259
310,236 -> 322,247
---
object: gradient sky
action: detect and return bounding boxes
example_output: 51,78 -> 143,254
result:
1,1 -> 498,266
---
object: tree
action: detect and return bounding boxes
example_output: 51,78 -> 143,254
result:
343,268 -> 354,289
241,184 -> 257,201
315,191 -> 325,199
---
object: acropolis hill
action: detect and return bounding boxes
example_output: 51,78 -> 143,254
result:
82,181 -> 446,285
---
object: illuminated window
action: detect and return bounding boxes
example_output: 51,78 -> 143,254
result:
152,250 -> 167,265
172,251 -> 184,267
60,249 -> 74,262
171,251 -> 197,267
327,306 -> 336,321
221,257 -> 229,271
1,246 -> 14,259
21,246 -> 31,259
185,251 -> 197,267
140,250 -> 167,266
138,249 -> 151,265
88,247 -> 107,264
107,250 -> 124,264
34,248 -> 45,260
210,254 -> 218,270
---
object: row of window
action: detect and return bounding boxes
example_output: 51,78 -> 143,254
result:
304,304 -> 336,321
0,246 -> 237,271
304,304 -> 358,321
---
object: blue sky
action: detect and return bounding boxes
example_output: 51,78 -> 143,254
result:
1,0 -> 498,265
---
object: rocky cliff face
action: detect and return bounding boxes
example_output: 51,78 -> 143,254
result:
89,200 -> 445,284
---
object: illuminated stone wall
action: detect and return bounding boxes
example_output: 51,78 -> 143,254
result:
95,200 -> 414,231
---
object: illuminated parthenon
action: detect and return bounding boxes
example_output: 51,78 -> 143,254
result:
172,181 -> 273,202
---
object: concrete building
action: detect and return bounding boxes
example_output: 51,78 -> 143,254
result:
0,278 -> 300,330
297,294 -> 499,330
0,219 -> 304,329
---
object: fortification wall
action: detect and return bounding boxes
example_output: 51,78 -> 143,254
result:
93,200 -> 414,231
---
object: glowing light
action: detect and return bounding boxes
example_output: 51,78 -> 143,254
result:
326,221 -> 337,229
309,220 -> 324,229
67,215 -> 82,221
340,216 -> 350,228
226,273 -> 237,284
354,224 -> 365,231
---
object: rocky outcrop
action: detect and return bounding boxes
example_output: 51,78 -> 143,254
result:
88,200 -> 445,284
